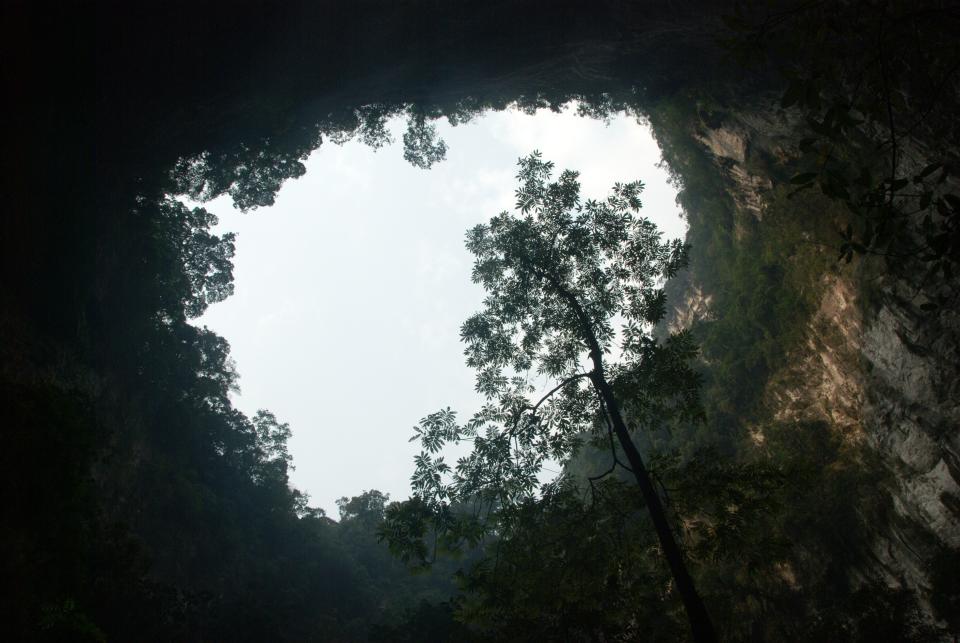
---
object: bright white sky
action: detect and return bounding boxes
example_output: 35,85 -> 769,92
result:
196,104 -> 683,516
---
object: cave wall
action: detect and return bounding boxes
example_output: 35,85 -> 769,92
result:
662,97 -> 960,632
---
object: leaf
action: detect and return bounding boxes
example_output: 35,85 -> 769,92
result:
790,172 -> 818,185
918,163 -> 942,179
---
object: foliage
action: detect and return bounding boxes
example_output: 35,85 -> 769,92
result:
141,197 -> 238,320
2,155 -> 463,640
455,477 -> 685,642
402,112 -> 449,169
369,600 -> 477,643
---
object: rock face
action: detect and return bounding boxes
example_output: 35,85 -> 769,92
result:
861,280 -> 960,582
695,124 -> 771,221
764,274 -> 866,442
666,99 -> 960,631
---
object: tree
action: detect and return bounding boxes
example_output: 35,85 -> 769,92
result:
402,112 -> 448,170
387,152 -> 715,640
149,197 -> 237,320
338,490 -> 390,529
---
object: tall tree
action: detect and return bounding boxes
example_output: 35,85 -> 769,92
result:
387,153 -> 715,640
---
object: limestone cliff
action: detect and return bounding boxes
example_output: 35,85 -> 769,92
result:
661,99 -> 960,634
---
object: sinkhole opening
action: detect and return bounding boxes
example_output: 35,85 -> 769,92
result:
189,103 -> 685,516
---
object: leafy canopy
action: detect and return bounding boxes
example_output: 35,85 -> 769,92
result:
387,152 -> 698,558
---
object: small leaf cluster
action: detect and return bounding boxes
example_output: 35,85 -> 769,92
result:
402,113 -> 448,169
148,197 -> 237,319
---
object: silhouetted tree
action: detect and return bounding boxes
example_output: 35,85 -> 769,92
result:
386,152 -> 715,640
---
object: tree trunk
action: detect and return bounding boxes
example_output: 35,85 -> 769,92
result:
542,269 -> 716,641
591,366 -> 717,643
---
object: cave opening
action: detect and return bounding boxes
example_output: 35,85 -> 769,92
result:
7,1 -> 957,638
187,103 -> 686,514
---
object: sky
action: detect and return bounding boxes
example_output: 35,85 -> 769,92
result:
196,105 -> 683,517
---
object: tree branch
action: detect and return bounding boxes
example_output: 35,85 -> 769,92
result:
877,15 -> 899,207
505,371 -> 591,439
530,371 -> 592,415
